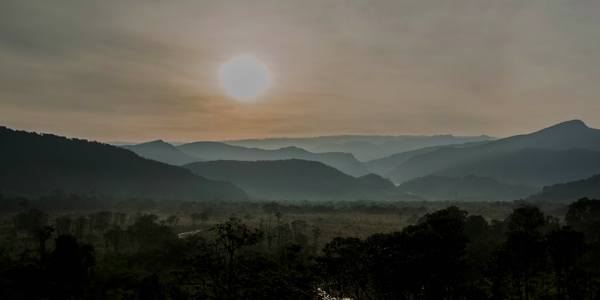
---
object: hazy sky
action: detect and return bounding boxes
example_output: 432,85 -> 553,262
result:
1,0 -> 599,142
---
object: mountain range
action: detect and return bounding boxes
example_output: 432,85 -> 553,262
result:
0,127 -> 247,200
386,120 -> 600,185
122,140 -> 203,165
438,148 -> 600,187
2,119 -> 599,203
309,135 -> 493,161
183,159 -> 419,201
363,141 -> 490,176
177,142 -> 369,176
526,174 -> 600,202
223,135 -> 493,161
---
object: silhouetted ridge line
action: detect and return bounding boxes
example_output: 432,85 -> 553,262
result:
122,139 -> 203,165
177,141 -> 369,176
184,159 -> 419,201
527,174 -> 600,202
0,126 -> 247,200
386,120 -> 600,184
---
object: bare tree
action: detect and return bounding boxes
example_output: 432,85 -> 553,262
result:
167,215 -> 180,227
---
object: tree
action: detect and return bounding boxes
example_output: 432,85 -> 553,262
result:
74,217 -> 88,239
402,206 -> 470,299
566,198 -> 600,242
14,209 -> 48,231
190,212 -> 201,226
200,212 -> 209,223
315,237 -> 372,300
492,206 -> 548,300
167,215 -> 180,227
564,198 -> 600,298
30,225 -> 55,262
312,227 -> 323,255
114,212 -> 128,228
44,235 -> 95,299
275,212 -> 283,246
103,225 -> 125,253
127,214 -> 175,250
292,220 -> 309,248
175,218 -> 263,299
174,218 -> 314,300
55,215 -> 73,236
89,211 -> 112,234
547,226 -> 586,298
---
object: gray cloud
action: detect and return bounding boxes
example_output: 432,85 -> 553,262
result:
1,0 -> 599,141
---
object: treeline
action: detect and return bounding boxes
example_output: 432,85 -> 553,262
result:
0,192 -> 159,213
315,200 -> 600,300
1,192 -> 542,216
0,199 -> 598,299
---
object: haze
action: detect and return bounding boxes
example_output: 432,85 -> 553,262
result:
1,0 -> 599,142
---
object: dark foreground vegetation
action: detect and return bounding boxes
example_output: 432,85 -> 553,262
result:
0,195 -> 599,300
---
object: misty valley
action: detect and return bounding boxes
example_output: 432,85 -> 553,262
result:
1,121 -> 600,300
3,1 -> 600,298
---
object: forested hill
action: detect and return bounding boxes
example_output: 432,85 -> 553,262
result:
526,174 -> 600,202
387,120 -> 600,183
438,148 -> 600,187
363,141 -> 489,176
398,175 -> 540,201
0,126 -> 248,200
122,140 -> 202,165
184,159 -> 419,201
177,142 -> 369,176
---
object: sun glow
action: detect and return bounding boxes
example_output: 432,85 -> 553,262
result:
220,55 -> 270,102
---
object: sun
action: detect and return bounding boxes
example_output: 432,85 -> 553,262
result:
220,55 -> 270,101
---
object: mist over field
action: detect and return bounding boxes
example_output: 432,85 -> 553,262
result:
1,1 -> 600,299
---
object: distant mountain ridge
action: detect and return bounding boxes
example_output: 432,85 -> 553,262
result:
309,135 -> 493,161
364,141 -> 490,176
387,120 -> 600,184
221,135 -> 493,161
438,148 -> 600,187
183,159 -> 419,201
122,140 -> 203,165
398,175 -> 540,201
178,142 -> 369,176
526,174 -> 600,202
0,126 -> 248,200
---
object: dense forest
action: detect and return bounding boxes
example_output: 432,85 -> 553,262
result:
0,194 -> 598,300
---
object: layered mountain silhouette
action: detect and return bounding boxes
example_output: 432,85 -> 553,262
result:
183,159 -> 419,201
310,135 -> 493,161
438,148 -> 600,187
0,126 -> 248,200
387,120 -> 600,185
526,174 -> 600,202
364,141 -> 489,176
178,142 -> 369,176
3,119 -> 597,203
122,140 -> 203,165
398,175 -> 539,201
358,173 -> 398,189
223,135 -> 493,161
